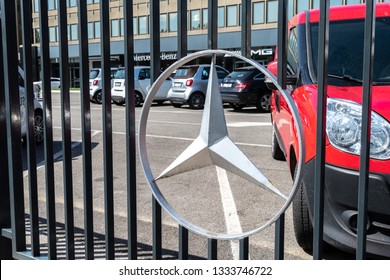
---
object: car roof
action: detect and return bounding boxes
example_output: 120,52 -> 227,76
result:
290,3 -> 389,26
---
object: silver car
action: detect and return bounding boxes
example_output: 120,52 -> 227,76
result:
18,67 -> 44,144
167,64 -> 229,109
89,67 -> 118,104
111,66 -> 172,106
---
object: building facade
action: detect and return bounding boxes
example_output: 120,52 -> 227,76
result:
30,0 -> 390,85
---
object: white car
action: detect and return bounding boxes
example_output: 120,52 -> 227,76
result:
19,67 -> 44,144
111,66 -> 172,106
89,67 -> 118,104
33,77 -> 61,90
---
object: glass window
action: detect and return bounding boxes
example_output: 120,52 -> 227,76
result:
120,18 -> 124,36
202,9 -> 208,29
68,0 -> 77,7
346,0 -> 361,4
253,2 -> 265,24
227,5 -> 238,27
139,16 -> 148,34
289,0 -> 294,19
34,0 -> 39,12
88,22 -> 94,39
70,24 -> 78,40
34,29 -> 40,43
313,0 -> 320,9
330,0 -> 343,6
94,21 -> 100,38
160,14 -> 167,32
169,12 -> 177,32
191,10 -> 201,30
49,26 -> 56,42
48,0 -> 56,10
133,17 -> 138,35
218,7 -> 225,28
87,0 -> 93,4
111,19 -> 119,37
297,0 -> 309,13
267,1 -> 278,23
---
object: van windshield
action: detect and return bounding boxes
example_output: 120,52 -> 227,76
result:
310,17 -> 390,86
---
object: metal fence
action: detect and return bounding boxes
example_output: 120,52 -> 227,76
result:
0,0 -> 377,260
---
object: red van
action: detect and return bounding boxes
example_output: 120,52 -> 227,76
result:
268,3 -> 390,257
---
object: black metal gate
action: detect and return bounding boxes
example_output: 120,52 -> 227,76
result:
0,0 -> 379,260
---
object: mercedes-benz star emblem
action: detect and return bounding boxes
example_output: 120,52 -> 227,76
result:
139,50 -> 305,240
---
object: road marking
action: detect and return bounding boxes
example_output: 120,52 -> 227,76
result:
216,166 -> 243,260
51,126 -> 272,148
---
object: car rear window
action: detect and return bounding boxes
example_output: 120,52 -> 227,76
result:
114,69 -> 125,79
226,69 -> 255,80
89,69 -> 100,79
174,67 -> 199,79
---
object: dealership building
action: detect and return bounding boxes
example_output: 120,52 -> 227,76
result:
29,0 -> 387,85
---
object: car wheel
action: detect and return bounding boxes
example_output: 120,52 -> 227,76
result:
135,92 -> 143,107
271,125 -> 285,160
257,92 -> 271,113
292,182 -> 314,253
34,110 -> 44,145
94,91 -> 102,104
188,92 -> 205,109
229,102 -> 244,111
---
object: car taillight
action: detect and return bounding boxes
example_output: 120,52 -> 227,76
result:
234,81 -> 253,90
186,79 -> 193,86
93,79 -> 99,86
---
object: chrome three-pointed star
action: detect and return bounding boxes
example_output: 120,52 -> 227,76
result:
156,58 -> 287,200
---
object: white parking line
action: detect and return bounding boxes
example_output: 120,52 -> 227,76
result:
216,166 -> 242,260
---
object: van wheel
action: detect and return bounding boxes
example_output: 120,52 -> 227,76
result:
94,91 -> 102,104
188,92 -> 205,109
135,92 -> 143,107
257,92 -> 271,113
34,110 -> 44,145
271,125 -> 285,160
293,182 -> 314,253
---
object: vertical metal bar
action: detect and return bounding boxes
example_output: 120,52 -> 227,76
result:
39,0 -> 57,260
208,0 -> 218,49
275,0 -> 288,260
274,213 -> 285,259
124,0 -> 137,260
100,0 -> 115,260
21,0 -> 40,257
241,0 -> 251,58
178,0 -> 188,58
313,0 -> 330,260
0,2 -> 12,260
1,0 -> 26,254
179,226 -> 188,260
239,237 -> 249,260
58,0 -> 75,260
150,0 -> 162,260
177,0 -> 188,260
356,1 -> 376,260
152,199 -> 162,260
208,239 -> 217,260
277,0 -> 288,88
78,0 -> 94,260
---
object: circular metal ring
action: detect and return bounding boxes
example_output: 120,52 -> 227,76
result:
139,49 -> 305,240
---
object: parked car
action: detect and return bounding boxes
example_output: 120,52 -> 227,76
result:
111,66 -> 172,106
220,66 -> 272,112
89,67 -> 118,104
267,3 -> 390,258
167,64 -> 229,109
19,67 -> 44,144
33,77 -> 61,90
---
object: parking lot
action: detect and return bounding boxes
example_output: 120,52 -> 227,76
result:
21,91 -> 355,260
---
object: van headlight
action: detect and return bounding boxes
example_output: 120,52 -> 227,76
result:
326,98 -> 390,160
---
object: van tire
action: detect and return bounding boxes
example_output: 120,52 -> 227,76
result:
135,91 -> 143,107
94,90 -> 102,104
34,109 -> 44,145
